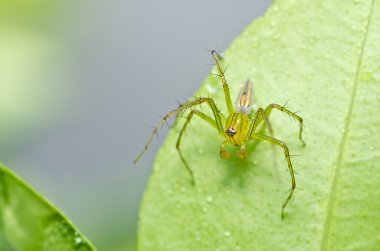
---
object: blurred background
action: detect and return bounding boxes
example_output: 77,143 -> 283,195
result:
0,0 -> 270,250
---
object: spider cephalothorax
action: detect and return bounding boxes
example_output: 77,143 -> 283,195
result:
134,50 -> 305,218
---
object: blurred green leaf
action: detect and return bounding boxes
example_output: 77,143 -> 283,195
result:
0,0 -> 69,152
138,0 -> 380,250
0,165 -> 97,251
0,0 -> 59,27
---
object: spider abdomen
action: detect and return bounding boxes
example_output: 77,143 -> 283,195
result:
225,112 -> 249,146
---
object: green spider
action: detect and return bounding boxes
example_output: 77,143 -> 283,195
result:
134,50 -> 305,218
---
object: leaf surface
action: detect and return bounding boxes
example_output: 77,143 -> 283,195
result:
0,165 -> 97,251
138,0 -> 380,250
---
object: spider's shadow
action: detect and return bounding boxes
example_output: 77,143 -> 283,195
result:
219,140 -> 262,190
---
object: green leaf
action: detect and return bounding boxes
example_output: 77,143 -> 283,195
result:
0,165 -> 97,251
0,0 -> 69,152
138,0 -> 380,250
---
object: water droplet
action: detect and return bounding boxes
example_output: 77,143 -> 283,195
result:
206,195 -> 213,203
354,0 -> 360,4
196,236 -> 201,242
203,207 -> 208,213
198,148 -> 204,154
236,245 -> 241,250
370,146 -> 374,150
75,236 -> 82,244
74,232 -> 82,244
224,231 -> 231,237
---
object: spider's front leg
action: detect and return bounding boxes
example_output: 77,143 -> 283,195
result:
134,97 -> 224,166
176,108 -> 222,185
263,103 -> 305,145
250,133 -> 296,219
247,107 -> 274,139
211,50 -> 234,114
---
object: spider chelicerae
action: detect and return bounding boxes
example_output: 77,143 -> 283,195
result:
134,50 -> 305,218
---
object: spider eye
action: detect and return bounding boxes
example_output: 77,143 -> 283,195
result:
226,128 -> 236,137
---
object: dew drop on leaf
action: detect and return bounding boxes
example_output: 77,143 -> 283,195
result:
74,231 -> 82,244
206,195 -> 213,203
75,236 -> 82,244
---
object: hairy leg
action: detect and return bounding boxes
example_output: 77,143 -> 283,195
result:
246,107 -> 274,139
250,133 -> 296,219
176,109 -> 220,184
134,97 -> 224,164
263,103 -> 305,145
211,50 -> 234,115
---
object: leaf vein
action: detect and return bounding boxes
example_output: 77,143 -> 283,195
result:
320,1 -> 376,250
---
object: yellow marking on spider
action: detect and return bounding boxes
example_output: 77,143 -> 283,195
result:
134,50 -> 305,219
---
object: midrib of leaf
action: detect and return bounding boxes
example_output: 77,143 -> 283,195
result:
320,0 -> 376,250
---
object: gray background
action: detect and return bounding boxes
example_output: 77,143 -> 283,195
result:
2,0 -> 271,249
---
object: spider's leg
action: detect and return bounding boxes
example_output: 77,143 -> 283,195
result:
262,103 -> 305,145
250,133 -> 296,219
246,108 -> 274,140
246,108 -> 280,178
176,109 -> 221,185
134,97 -> 224,180
237,142 -> 246,159
220,140 -> 230,159
211,50 -> 234,114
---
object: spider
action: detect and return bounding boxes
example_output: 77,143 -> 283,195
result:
134,50 -> 305,218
